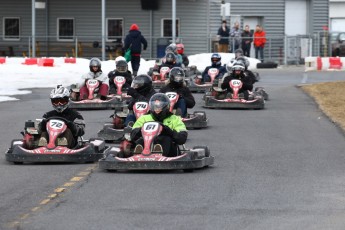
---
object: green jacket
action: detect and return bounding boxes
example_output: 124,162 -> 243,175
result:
133,113 -> 187,132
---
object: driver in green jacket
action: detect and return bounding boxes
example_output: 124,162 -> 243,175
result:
130,93 -> 188,157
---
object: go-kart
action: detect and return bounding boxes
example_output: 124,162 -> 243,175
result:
97,101 -> 150,142
203,79 -> 265,109
151,66 -> 170,89
99,121 -> 214,172
186,67 -> 219,93
165,92 -> 208,129
6,117 -> 107,164
108,76 -> 132,103
69,79 -> 126,110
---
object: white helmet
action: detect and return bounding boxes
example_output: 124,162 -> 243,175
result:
50,85 -> 70,113
226,58 -> 236,72
115,56 -> 126,65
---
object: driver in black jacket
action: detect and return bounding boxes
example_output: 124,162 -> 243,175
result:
39,85 -> 85,148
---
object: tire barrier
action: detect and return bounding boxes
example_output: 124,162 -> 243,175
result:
305,56 -> 345,72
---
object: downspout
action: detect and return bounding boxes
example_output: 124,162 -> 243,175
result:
32,0 -> 36,57
150,10 -> 153,59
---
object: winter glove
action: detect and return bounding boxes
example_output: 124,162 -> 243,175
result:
66,121 -> 77,135
127,87 -> 139,98
160,124 -> 174,137
130,127 -> 142,142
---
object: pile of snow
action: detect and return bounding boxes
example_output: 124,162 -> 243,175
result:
0,54 -> 260,102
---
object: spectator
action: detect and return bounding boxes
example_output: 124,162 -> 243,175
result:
124,24 -> 148,77
217,20 -> 230,53
241,25 -> 253,57
253,25 -> 266,62
230,21 -> 242,52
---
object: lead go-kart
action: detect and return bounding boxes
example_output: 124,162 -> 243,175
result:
69,79 -> 127,110
6,117 -> 107,164
165,92 -> 208,129
97,101 -> 150,142
203,79 -> 266,109
99,121 -> 214,172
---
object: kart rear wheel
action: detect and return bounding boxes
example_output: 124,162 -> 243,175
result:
13,161 -> 23,165
183,169 -> 194,173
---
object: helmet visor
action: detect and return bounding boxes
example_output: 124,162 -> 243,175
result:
211,58 -> 220,63
51,97 -> 69,106
174,75 -> 184,83
131,79 -> 144,89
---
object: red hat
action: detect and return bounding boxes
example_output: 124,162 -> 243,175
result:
130,24 -> 139,31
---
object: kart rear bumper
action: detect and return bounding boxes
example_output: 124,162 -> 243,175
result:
203,96 -> 265,109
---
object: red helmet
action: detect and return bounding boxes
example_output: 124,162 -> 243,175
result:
176,43 -> 184,54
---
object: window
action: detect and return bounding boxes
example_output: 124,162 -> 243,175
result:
162,19 -> 180,37
57,18 -> 74,41
107,18 -> 123,41
3,17 -> 20,40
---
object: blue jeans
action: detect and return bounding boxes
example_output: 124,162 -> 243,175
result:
255,46 -> 264,62
175,98 -> 187,118
124,114 -> 136,126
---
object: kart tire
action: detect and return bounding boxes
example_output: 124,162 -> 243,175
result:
183,169 -> 194,173
13,161 -> 24,165
256,62 -> 278,69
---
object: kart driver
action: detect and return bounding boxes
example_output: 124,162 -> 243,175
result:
130,93 -> 188,157
125,74 -> 157,126
221,60 -> 254,99
159,67 -> 195,118
78,57 -> 109,100
108,59 -> 133,94
200,53 -> 227,83
154,52 -> 182,74
39,85 -> 85,148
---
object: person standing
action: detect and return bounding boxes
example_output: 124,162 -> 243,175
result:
230,21 -> 242,52
253,25 -> 266,62
124,24 -> 148,77
217,20 -> 230,53
241,25 -> 253,57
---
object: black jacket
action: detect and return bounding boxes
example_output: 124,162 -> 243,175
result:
124,30 -> 147,54
127,87 -> 156,111
241,31 -> 253,45
217,26 -> 230,44
221,73 -> 254,92
160,83 -> 196,109
42,108 -> 85,137
108,70 -> 132,94
181,54 -> 189,67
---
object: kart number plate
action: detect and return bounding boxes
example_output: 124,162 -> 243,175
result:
166,92 -> 177,99
135,102 -> 148,111
143,122 -> 159,132
48,119 -> 65,130
115,76 -> 125,83
87,79 -> 98,86
208,68 -> 219,76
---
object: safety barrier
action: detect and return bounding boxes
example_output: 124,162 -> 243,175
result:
305,56 -> 345,72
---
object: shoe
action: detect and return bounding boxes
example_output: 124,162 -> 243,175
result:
57,137 -> 68,146
38,137 -> 47,146
152,144 -> 163,153
133,144 -> 143,154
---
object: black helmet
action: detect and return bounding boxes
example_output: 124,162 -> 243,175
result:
165,52 -> 176,64
169,67 -> 185,85
232,61 -> 245,78
211,53 -> 221,66
131,74 -> 153,93
149,93 -> 171,122
50,85 -> 70,113
165,43 -> 177,55
116,60 -> 128,73
89,57 -> 102,73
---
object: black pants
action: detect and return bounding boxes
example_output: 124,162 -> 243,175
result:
242,43 -> 251,57
135,135 -> 179,157
130,55 -> 141,73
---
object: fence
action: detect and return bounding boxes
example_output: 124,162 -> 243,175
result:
0,33 -> 335,64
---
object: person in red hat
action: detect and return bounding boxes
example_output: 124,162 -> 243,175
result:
124,24 -> 148,77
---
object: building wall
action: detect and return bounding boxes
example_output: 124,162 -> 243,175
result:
0,0 -> 329,61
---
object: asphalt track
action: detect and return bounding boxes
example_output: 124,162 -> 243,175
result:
1,67 -> 345,230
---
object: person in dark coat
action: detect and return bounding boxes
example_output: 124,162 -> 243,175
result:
124,24 -> 148,77
217,20 -> 230,53
241,25 -> 253,57
160,67 -> 195,118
